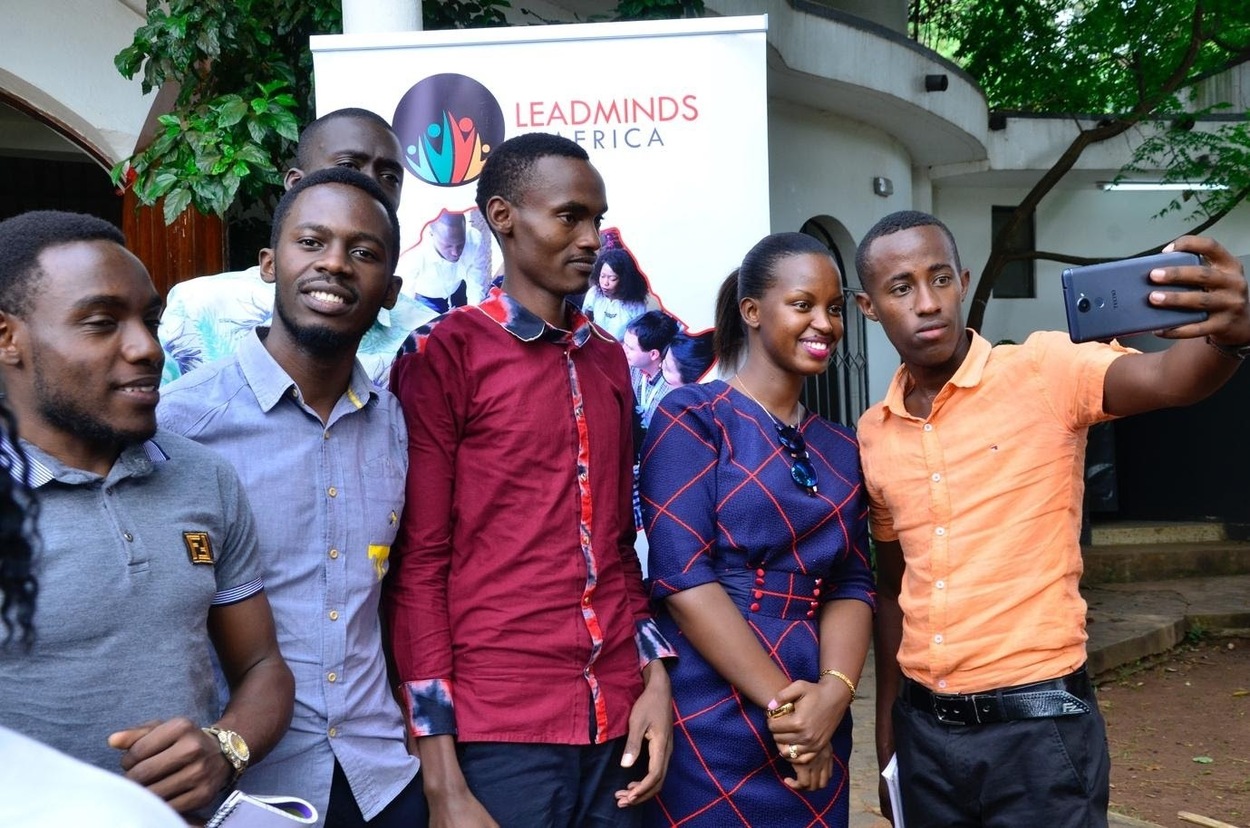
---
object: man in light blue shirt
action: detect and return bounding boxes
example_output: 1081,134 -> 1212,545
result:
158,107 -> 436,388
158,168 -> 424,826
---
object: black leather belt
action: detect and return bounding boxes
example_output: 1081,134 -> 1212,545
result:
902,668 -> 1093,726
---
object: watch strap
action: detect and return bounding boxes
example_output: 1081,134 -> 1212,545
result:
1206,336 -> 1250,361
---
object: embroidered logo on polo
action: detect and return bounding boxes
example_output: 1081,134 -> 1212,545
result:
183,531 -> 214,565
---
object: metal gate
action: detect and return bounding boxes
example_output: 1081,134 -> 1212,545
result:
798,220 -> 870,427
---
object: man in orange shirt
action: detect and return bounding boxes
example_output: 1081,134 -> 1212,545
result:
854,210 -> 1248,827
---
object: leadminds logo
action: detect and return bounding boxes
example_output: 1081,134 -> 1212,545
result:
393,73 -> 505,187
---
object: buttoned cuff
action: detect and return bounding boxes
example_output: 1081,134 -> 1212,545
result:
635,619 -> 678,670
399,679 -> 456,738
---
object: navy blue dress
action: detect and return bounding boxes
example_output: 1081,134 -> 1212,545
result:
640,381 -> 876,827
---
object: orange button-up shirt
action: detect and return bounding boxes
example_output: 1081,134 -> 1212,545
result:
858,331 -> 1131,693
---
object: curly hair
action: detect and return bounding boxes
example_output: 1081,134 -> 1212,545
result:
0,397 -> 38,648
590,247 -> 650,304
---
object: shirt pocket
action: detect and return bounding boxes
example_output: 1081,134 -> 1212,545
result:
363,454 -> 406,582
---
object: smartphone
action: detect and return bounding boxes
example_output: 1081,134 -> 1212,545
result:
1061,251 -> 1206,343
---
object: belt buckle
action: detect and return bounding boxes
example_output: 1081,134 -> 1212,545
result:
930,694 -> 973,726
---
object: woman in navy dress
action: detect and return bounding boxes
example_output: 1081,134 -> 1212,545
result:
640,233 -> 876,827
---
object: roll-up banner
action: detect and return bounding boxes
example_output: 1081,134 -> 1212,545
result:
310,16 -> 770,336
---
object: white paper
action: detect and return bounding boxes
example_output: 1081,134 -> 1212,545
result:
881,753 -> 905,828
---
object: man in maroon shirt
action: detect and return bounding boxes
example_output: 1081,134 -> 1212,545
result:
386,132 -> 675,828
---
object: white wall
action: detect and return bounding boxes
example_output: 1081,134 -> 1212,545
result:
768,99 -> 912,402
0,0 -> 154,165
936,184 -> 1250,345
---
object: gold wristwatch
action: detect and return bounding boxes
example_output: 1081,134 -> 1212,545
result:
202,726 -> 250,781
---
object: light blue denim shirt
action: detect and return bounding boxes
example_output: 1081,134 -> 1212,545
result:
157,329 -> 417,824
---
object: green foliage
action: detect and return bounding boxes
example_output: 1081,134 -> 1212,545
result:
614,0 -> 704,20
113,0 -> 340,222
911,1 -> 1250,330
114,0 -> 512,224
424,0 -> 510,30
936,0 -> 1250,114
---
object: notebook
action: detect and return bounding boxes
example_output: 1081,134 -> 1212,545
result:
204,790 -> 318,827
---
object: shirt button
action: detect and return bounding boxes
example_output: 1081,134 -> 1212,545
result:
935,527 -> 946,536
806,610 -> 816,618
123,532 -> 134,542
923,423 -> 933,432
749,602 -> 760,612
328,486 -> 338,498
329,548 -> 340,559
327,672 -> 337,683
931,473 -> 941,482
329,610 -> 339,621
328,727 -> 337,738
935,580 -> 946,590
934,634 -> 944,644
812,587 -> 821,597
323,431 -> 330,440
582,595 -> 591,606
753,590 -> 763,599
756,568 -> 765,577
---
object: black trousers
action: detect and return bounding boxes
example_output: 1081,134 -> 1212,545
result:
325,760 -> 428,827
893,685 -> 1110,827
458,738 -> 644,828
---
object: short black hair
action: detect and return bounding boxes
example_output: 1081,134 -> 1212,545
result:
295,107 -> 397,170
714,232 -> 836,369
626,310 -> 679,353
855,210 -> 961,288
0,211 -> 125,317
666,331 -> 716,386
270,167 -> 402,273
475,132 -> 590,218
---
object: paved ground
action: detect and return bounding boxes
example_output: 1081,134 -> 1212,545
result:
843,573 -> 1250,827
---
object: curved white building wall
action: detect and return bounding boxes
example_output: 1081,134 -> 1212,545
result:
0,0 -> 154,165
768,99 -> 914,400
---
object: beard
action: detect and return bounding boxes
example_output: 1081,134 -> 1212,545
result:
273,287 -> 367,359
32,358 -> 155,452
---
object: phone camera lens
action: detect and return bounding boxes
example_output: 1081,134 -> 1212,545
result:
1077,296 -> 1091,313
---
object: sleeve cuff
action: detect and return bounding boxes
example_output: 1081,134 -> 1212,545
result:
635,619 -> 678,670
399,679 -> 457,738
211,578 -> 264,607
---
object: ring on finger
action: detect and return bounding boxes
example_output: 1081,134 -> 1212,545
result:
787,743 -> 799,760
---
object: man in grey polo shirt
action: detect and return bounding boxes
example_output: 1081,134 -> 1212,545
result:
0,210 -> 294,818
159,167 -> 425,827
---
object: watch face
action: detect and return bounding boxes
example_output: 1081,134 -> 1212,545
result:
227,732 -> 251,762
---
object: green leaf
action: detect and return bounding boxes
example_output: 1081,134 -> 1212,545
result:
162,188 -> 194,225
271,111 -> 300,142
217,97 -> 248,128
1192,756 -> 1214,764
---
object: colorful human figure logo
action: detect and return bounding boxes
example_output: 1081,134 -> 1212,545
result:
393,74 -> 506,188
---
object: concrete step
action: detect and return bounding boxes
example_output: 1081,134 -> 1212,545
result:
1088,520 -> 1227,546
1081,540 -> 1250,584
1085,574 -> 1250,677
